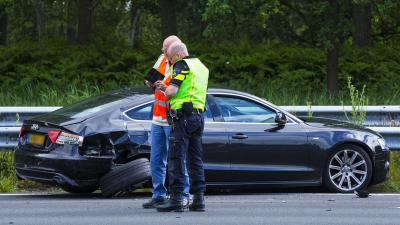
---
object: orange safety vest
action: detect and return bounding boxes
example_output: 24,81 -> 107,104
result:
152,55 -> 171,125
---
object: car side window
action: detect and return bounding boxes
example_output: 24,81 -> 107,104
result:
125,103 -> 153,120
125,100 -> 214,121
204,102 -> 213,122
214,96 -> 276,123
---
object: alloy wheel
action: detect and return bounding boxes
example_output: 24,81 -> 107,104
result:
328,149 -> 368,191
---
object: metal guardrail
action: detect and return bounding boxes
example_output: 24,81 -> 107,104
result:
283,105 -> 400,127
0,106 -> 399,150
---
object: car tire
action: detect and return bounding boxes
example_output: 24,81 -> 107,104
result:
324,144 -> 372,193
61,185 -> 98,194
99,158 -> 151,198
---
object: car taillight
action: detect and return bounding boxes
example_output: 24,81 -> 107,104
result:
19,127 -> 25,139
48,130 -> 61,143
47,130 -> 84,146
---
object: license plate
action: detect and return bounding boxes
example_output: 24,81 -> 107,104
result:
28,133 -> 45,145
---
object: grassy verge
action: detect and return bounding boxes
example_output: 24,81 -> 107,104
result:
1,150 -> 399,193
1,84 -> 399,107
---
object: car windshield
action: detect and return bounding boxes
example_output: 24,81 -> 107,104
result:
50,94 -> 125,118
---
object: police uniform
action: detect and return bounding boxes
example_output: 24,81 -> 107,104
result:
157,56 -> 209,212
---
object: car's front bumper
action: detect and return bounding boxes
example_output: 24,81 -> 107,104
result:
371,147 -> 390,184
14,145 -> 113,188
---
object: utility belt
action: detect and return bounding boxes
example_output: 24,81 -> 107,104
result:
167,102 -> 203,125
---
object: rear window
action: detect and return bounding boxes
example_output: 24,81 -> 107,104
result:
50,94 -> 125,118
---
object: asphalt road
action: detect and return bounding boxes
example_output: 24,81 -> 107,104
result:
1,192 -> 400,225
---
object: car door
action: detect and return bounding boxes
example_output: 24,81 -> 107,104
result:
122,97 -> 230,183
212,94 -> 313,184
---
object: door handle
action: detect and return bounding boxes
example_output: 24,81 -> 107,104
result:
232,133 -> 248,140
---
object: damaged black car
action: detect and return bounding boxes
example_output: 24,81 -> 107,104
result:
14,87 -> 390,196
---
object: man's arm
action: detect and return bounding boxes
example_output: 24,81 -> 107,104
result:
163,60 -> 189,98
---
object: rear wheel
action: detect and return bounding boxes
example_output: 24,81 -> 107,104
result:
324,145 -> 372,193
99,158 -> 151,198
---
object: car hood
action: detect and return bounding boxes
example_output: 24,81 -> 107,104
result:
298,116 -> 382,137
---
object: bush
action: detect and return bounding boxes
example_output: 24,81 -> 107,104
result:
1,41 -> 399,106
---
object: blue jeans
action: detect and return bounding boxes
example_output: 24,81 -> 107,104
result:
150,123 -> 190,199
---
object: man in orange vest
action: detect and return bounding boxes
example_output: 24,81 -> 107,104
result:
142,35 -> 190,209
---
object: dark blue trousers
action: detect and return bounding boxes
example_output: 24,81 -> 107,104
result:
168,112 -> 205,195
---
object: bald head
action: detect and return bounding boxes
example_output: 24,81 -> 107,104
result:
162,35 -> 181,54
167,42 -> 189,64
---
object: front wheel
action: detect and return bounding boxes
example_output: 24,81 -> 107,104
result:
324,145 -> 372,193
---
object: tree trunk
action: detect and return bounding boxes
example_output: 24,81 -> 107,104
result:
129,0 -> 140,47
352,2 -> 372,47
0,3 -> 7,45
327,41 -> 339,97
33,0 -> 43,44
327,0 -> 339,97
77,0 -> 93,45
66,1 -> 77,43
160,0 -> 177,39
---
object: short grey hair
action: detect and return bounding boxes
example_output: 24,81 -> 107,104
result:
167,42 -> 189,58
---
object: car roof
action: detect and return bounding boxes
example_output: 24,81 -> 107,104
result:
110,86 -> 252,98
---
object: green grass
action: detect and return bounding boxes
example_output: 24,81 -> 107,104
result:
0,85 -> 102,106
1,84 -> 399,107
0,151 -> 17,192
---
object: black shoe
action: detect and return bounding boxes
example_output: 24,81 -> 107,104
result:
142,197 -> 167,209
189,192 -> 205,212
156,194 -> 184,212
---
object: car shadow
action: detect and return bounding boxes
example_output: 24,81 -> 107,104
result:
11,186 -> 330,200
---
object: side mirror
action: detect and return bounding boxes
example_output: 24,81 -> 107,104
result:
275,112 -> 287,126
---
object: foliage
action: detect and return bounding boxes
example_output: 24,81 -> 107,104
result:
0,41 -> 400,106
0,151 -> 17,192
342,77 -> 368,126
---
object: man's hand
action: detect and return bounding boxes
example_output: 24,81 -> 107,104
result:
145,80 -> 154,88
165,85 -> 178,98
154,80 -> 167,91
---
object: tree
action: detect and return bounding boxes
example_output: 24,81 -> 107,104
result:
32,0 -> 44,44
0,2 -> 7,45
352,0 -> 372,47
160,0 -> 177,38
129,0 -> 140,47
77,0 -> 93,44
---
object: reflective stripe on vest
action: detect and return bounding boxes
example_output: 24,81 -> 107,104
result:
154,99 -> 168,107
170,58 -> 209,110
153,69 -> 172,121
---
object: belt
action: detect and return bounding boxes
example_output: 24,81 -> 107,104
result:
169,108 -> 203,118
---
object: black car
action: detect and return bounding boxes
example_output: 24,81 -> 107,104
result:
14,87 -> 390,196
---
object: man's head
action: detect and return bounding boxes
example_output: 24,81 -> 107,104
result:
167,42 -> 189,64
162,35 -> 181,54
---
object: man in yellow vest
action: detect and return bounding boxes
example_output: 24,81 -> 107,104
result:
155,42 -> 209,212
142,36 -> 190,209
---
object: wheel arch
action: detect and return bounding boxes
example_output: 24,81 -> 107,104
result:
329,140 -> 375,166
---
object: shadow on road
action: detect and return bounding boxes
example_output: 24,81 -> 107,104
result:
7,186 -> 330,200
